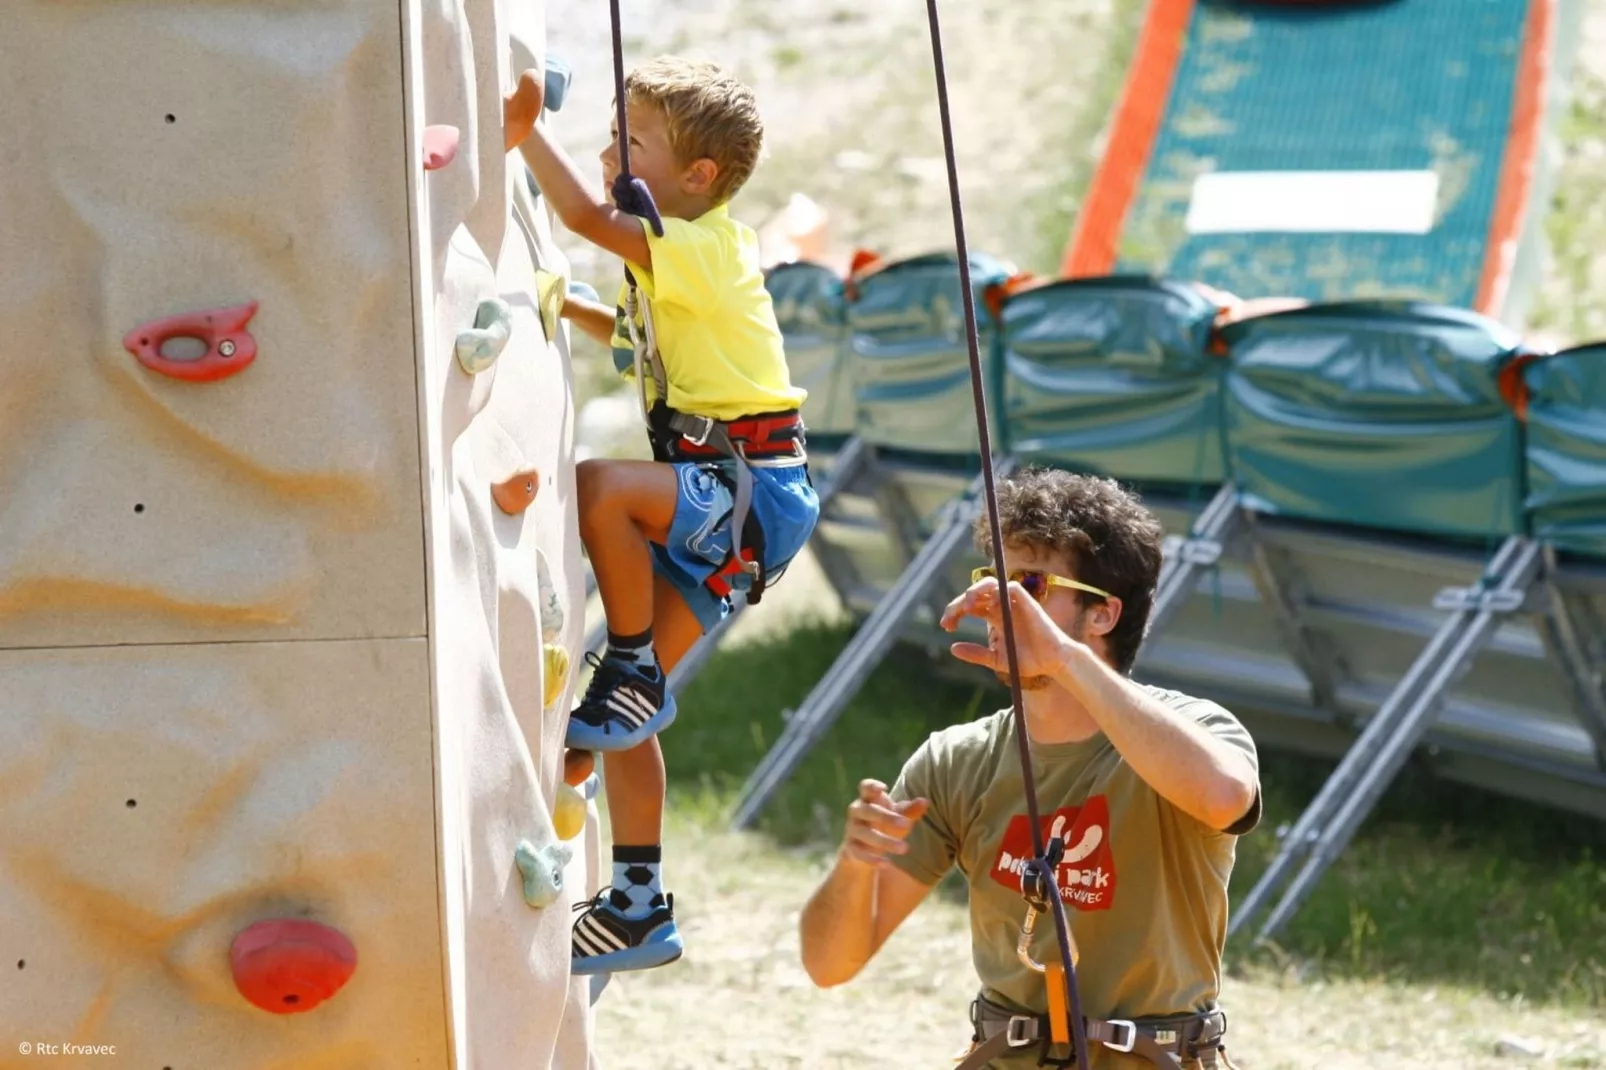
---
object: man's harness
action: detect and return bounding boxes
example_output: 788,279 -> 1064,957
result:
952,838 -> 1229,1069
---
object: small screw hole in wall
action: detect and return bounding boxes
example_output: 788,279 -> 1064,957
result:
134,504 -> 145,514
16,960 -> 23,970
165,114 -> 176,124
126,799 -> 137,809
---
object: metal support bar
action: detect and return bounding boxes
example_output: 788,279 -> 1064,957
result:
1233,536 -> 1542,942
1241,513 -> 1344,716
729,458 -> 1016,830
1140,485 -> 1241,645
667,436 -> 869,697
1536,545 -> 1606,769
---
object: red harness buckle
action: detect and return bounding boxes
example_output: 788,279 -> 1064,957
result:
704,547 -> 759,598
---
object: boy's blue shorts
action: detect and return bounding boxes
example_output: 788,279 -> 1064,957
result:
651,461 -> 820,632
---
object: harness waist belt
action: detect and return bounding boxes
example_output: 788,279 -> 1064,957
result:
664,408 -> 805,460
958,995 -> 1226,1070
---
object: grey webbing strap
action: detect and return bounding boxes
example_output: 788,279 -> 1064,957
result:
666,414 -> 760,581
952,1026 -> 1021,1070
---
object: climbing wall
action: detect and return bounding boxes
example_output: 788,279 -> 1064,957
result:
0,2 -> 596,1067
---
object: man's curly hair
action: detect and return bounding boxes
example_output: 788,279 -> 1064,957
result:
625,56 -> 763,205
973,466 -> 1164,674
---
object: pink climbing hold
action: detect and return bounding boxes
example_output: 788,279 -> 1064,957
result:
423,124 -> 461,171
230,918 -> 357,1015
123,301 -> 258,383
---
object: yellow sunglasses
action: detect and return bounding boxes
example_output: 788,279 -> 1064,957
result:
971,566 -> 1111,602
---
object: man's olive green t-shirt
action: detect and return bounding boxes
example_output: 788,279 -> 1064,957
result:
889,687 -> 1260,1069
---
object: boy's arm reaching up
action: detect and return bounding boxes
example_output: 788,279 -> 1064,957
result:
561,294 -> 617,347
517,122 -> 653,272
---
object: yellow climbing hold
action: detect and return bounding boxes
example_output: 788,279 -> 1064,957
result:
543,643 -> 570,709
535,268 -> 567,343
553,782 -> 587,841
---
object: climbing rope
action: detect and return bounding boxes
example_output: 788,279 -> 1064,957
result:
920,0 -> 1093,1065
607,0 -> 663,239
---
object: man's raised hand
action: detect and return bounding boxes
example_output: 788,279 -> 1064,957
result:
842,779 -> 929,869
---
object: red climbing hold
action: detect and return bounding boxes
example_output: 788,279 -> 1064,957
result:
423,124 -> 461,171
230,919 -> 357,1015
563,748 -> 595,787
492,468 -> 541,515
123,301 -> 258,383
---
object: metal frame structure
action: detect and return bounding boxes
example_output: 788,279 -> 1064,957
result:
1229,534 -> 1545,940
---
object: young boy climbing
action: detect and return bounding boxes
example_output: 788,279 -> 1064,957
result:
511,56 -> 819,975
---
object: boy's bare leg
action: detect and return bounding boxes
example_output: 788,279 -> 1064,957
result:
602,575 -> 705,848
576,458 -> 677,635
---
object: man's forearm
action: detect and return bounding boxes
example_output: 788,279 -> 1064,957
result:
1051,640 -> 1256,830
799,857 -> 878,988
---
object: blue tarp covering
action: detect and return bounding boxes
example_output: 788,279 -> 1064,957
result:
1221,302 -> 1526,540
765,261 -> 856,442
1002,276 -> 1225,487
847,252 -> 1011,456
1524,343 -> 1606,559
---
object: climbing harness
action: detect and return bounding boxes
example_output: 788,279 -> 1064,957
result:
920,0 -> 1096,1065
960,996 -> 1230,1070
606,0 -> 808,607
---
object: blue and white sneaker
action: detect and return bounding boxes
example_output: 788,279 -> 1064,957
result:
565,651 -> 677,751
570,890 -> 683,975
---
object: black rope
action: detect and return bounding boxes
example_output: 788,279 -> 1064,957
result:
921,1 -> 1092,1066
606,0 -> 664,239
608,0 -> 633,179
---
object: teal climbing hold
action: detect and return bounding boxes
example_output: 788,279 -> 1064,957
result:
456,297 -> 513,374
514,839 -> 573,909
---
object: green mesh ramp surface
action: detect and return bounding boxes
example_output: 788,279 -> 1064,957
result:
1119,0 -> 1531,307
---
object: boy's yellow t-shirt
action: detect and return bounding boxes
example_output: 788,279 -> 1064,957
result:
610,203 -> 807,422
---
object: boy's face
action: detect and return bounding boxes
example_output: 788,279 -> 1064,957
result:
601,100 -> 716,210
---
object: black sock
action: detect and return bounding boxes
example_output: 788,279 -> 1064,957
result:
605,628 -> 655,670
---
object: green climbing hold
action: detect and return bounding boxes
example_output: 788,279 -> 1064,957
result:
514,838 -> 572,908
456,297 -> 513,375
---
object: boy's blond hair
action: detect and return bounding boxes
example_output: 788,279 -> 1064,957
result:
625,56 -> 763,205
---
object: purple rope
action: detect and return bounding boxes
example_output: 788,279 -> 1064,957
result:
921,0 -> 1092,1065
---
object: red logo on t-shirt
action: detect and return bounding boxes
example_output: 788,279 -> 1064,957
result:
989,796 -> 1116,911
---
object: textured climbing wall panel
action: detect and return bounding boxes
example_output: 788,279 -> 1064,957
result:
0,3 -> 427,648
0,641 -> 450,1064
0,0 -> 594,1067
